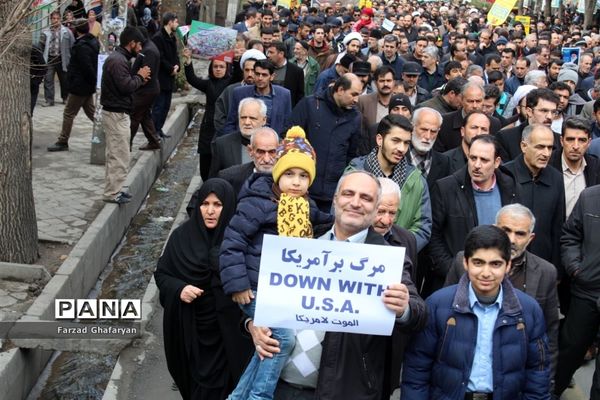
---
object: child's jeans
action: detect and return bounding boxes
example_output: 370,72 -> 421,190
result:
228,292 -> 295,400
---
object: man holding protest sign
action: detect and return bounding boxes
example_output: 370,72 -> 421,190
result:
248,170 -> 426,400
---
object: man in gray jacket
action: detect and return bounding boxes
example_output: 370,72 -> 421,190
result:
42,10 -> 75,106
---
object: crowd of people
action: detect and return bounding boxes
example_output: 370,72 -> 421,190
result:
32,0 -> 600,398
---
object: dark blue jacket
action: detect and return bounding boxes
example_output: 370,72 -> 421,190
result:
380,53 -> 405,79
401,276 -> 550,400
219,174 -> 333,295
313,65 -> 339,95
287,88 -> 361,204
505,75 -> 524,96
224,84 -> 292,136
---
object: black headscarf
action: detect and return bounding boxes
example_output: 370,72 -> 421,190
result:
155,179 -> 251,400
158,178 -> 236,288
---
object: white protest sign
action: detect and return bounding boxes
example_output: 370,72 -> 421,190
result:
382,18 -> 396,33
96,54 -> 108,89
254,235 -> 405,336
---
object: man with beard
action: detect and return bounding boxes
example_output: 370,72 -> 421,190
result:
426,134 -> 518,295
497,88 -> 561,160
549,116 -> 600,218
444,204 -> 559,378
209,98 -> 267,177
225,59 -> 292,136
402,36 -> 428,65
444,111 -> 491,173
504,124 -> 564,269
214,49 -> 266,135
401,62 -> 431,106
435,82 -> 502,153
287,73 -> 362,211
307,25 -> 332,70
101,27 -> 151,204
341,31 -> 363,57
217,127 -> 280,195
346,114 -> 432,252
550,81 -> 571,133
505,57 -> 530,95
547,59 -> 564,85
406,107 -> 450,188
357,65 -> 395,154
500,48 -> 516,78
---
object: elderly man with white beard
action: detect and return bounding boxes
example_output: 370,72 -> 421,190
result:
405,107 -> 452,189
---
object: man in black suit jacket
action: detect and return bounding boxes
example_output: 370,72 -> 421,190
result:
443,111 -> 491,174
217,127 -> 280,196
497,88 -> 562,160
549,116 -> 600,217
434,82 -> 502,152
406,107 -> 451,189
504,124 -> 564,270
266,41 -> 305,106
208,98 -> 267,177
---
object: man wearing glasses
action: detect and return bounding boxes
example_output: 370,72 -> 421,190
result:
497,88 -> 561,160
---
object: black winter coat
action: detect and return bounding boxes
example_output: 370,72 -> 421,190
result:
562,185 -> 600,302
314,228 -> 427,400
184,62 -> 231,154
504,155 -> 565,270
100,46 -> 145,113
132,39 -> 160,95
427,165 -> 518,286
287,88 -> 361,204
67,33 -> 100,96
152,28 -> 179,92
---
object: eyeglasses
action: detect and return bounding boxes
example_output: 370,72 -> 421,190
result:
533,108 -> 559,116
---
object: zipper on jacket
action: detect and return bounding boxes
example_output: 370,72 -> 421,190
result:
362,355 -> 373,390
537,338 -> 546,371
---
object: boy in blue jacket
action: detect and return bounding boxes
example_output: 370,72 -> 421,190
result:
220,126 -> 332,400
401,225 -> 550,400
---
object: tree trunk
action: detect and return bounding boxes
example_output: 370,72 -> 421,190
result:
517,0 -> 524,17
0,1 -> 39,263
544,0 -> 551,18
584,0 -> 595,29
161,0 -> 188,25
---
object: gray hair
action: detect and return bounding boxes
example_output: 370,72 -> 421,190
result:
461,80 -> 484,96
465,64 -> 484,78
377,177 -> 401,204
423,45 -> 439,60
524,70 -> 547,86
413,107 -> 443,127
521,124 -> 553,143
334,170 -> 382,206
495,204 -> 536,233
238,97 -> 267,118
250,127 -> 279,147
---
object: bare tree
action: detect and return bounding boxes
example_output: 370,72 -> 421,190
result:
584,0 -> 596,29
0,0 -> 39,263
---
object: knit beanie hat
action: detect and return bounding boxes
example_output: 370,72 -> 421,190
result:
558,63 -> 579,85
272,126 -> 316,185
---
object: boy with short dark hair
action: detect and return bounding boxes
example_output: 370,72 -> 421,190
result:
401,225 -> 551,400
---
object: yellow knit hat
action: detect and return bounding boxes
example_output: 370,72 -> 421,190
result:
272,126 -> 317,185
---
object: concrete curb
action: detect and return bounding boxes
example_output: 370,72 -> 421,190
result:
102,175 -> 202,400
0,262 -> 50,283
1,102 -> 198,400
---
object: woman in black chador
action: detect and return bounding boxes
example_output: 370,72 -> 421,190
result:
155,178 -> 252,400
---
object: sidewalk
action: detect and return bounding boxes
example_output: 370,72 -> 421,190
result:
32,101 -> 147,245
